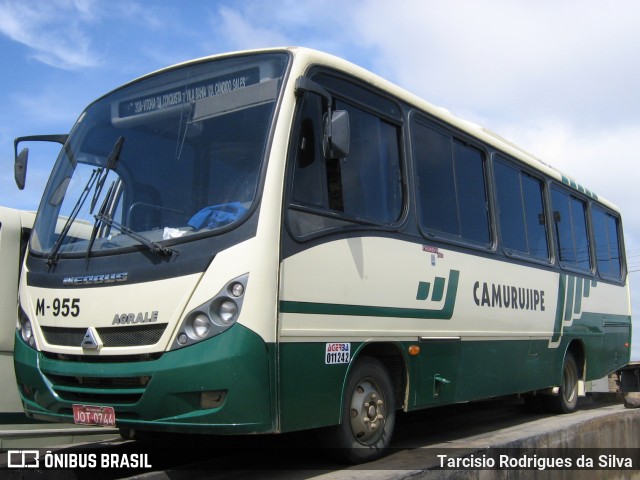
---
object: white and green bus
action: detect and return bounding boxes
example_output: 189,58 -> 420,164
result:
13,47 -> 631,462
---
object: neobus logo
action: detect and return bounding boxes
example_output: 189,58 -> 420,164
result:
63,272 -> 128,286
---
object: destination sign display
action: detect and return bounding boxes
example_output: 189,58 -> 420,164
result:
118,66 -> 260,119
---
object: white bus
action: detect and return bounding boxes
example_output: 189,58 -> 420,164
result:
0,207 -> 34,422
2,136 -> 65,426
12,47 -> 630,463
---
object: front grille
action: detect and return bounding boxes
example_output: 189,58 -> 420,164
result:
53,390 -> 143,404
45,373 -> 150,405
98,324 -> 166,347
41,324 -> 167,347
42,351 -> 163,363
41,327 -> 84,346
46,374 -> 151,389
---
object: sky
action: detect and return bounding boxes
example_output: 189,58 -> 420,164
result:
1,0 -> 639,357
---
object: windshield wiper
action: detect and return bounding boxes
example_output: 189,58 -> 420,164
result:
47,136 -> 126,266
93,212 -> 176,257
86,180 -> 117,261
47,168 -> 100,266
90,136 -> 124,213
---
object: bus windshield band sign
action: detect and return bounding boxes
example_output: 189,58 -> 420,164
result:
119,67 -> 260,119
325,343 -> 350,364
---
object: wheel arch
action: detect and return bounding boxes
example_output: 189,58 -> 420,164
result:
349,341 -> 409,412
565,338 -> 586,381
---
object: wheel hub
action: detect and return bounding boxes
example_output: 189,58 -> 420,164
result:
349,379 -> 386,444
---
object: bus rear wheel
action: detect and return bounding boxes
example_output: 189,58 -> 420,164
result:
545,352 -> 580,414
323,356 -> 396,464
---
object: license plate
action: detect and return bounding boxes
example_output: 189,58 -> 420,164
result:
72,404 -> 116,427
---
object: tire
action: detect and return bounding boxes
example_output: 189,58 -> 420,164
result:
321,356 -> 396,464
545,352 -> 580,414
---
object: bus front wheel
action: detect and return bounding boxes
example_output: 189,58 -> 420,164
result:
323,356 -> 396,463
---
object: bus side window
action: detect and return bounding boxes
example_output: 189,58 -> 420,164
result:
592,206 -> 623,279
335,100 -> 402,224
288,92 -> 403,237
413,119 -> 490,247
291,96 -> 326,209
551,187 -> 591,272
494,159 -> 549,260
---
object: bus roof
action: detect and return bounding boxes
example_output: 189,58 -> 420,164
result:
122,46 -> 620,212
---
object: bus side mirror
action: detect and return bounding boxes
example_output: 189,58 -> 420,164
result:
15,148 -> 29,190
12,134 -> 69,190
323,109 -> 350,159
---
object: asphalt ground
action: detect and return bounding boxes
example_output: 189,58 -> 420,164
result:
1,394 -> 638,479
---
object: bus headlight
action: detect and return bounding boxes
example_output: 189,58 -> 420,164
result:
17,305 -> 36,349
171,274 -> 248,350
218,300 -> 238,324
229,282 -> 244,298
191,313 -> 212,338
21,319 -> 33,343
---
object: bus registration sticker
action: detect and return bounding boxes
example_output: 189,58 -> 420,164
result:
325,343 -> 350,364
72,404 -> 116,427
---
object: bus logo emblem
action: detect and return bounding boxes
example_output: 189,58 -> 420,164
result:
81,328 -> 100,350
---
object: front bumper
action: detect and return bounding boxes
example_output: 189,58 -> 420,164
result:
14,324 -> 275,434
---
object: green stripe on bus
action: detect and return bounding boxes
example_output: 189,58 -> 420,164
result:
564,275 -> 575,321
574,277 -> 583,314
552,275 -> 566,343
281,270 -> 459,320
431,277 -> 446,302
416,281 -> 430,301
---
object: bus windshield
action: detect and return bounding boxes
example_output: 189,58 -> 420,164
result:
30,53 -> 288,259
